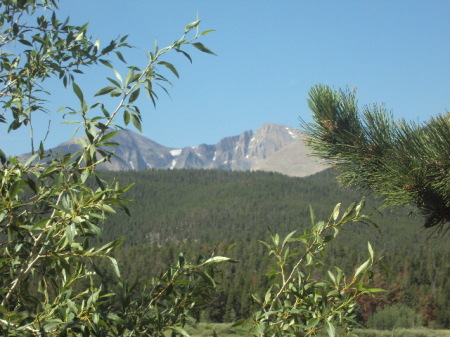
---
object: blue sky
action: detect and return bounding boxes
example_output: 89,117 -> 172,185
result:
2,1 -> 450,155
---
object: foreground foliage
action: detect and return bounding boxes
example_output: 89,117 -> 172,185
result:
1,2 -> 441,336
245,200 -> 382,336
0,1 -> 228,336
302,84 -> 450,233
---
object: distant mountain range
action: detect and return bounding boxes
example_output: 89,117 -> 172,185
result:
23,123 -> 327,177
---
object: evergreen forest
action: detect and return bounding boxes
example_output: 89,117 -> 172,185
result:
2,1 -> 448,335
98,168 -> 449,329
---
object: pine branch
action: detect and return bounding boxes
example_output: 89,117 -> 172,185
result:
301,84 -> 450,233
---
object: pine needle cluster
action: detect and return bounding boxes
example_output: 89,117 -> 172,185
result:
302,84 -> 450,234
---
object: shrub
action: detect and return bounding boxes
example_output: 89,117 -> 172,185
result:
368,305 -> 424,330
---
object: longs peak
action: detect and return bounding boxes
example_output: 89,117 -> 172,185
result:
28,123 -> 327,177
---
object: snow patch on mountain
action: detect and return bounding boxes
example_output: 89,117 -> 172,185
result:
170,149 -> 182,156
24,123 -> 326,177
285,127 -> 298,139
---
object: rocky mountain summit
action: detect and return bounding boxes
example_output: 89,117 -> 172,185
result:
30,123 -> 327,177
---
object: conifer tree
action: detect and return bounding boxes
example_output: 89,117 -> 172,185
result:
302,84 -> 449,234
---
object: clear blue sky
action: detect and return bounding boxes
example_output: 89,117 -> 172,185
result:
2,1 -> 450,155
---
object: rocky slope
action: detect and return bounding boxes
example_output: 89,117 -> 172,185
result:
25,123 -> 327,177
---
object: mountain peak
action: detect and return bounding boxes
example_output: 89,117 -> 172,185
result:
22,124 -> 326,177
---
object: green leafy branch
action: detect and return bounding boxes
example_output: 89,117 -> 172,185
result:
301,84 -> 450,233
0,3 -> 222,335
246,200 -> 384,337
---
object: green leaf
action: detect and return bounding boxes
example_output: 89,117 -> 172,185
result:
185,20 -> 200,33
192,42 -> 216,55
120,183 -> 135,193
123,110 -> 130,125
113,68 -> 123,84
306,253 -> 313,266
367,241 -> 374,260
305,318 -> 319,330
282,230 -> 296,248
273,233 -> 280,246
130,114 -> 142,132
99,130 -> 119,143
354,258 -> 370,279
309,204 -> 316,225
327,270 -> 336,283
110,90 -> 122,97
107,313 -> 126,325
107,256 -> 121,278
175,49 -> 193,63
19,39 -> 33,47
341,201 -> 356,221
32,218 -> 51,230
94,38 -> 100,51
101,41 -> 117,55
366,288 -> 387,293
24,153 -> 39,167
115,51 -> 126,63
201,29 -> 216,36
128,88 -> 140,104
95,86 -> 116,96
97,238 -> 125,254
332,203 -> 341,221
169,326 -> 190,337
203,256 -> 231,264
158,61 -> 179,78
125,69 -> 134,86
100,59 -> 113,68
101,203 -> 116,213
223,243 -> 236,253
72,82 -> 84,103
335,267 -> 343,284
355,198 -> 365,216
80,169 -> 90,183
264,287 -> 272,304
326,321 -> 336,337
8,180 -> 23,199
197,269 -> 216,287
66,223 -> 75,244
107,76 -> 121,87
87,222 -> 102,240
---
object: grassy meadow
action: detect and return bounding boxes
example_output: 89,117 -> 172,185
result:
181,323 -> 450,337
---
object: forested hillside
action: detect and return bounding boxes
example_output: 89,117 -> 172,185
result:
99,169 -> 449,328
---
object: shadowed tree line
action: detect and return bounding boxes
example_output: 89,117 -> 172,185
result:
99,168 -> 449,328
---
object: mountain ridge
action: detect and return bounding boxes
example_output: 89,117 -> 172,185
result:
23,123 -> 327,177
